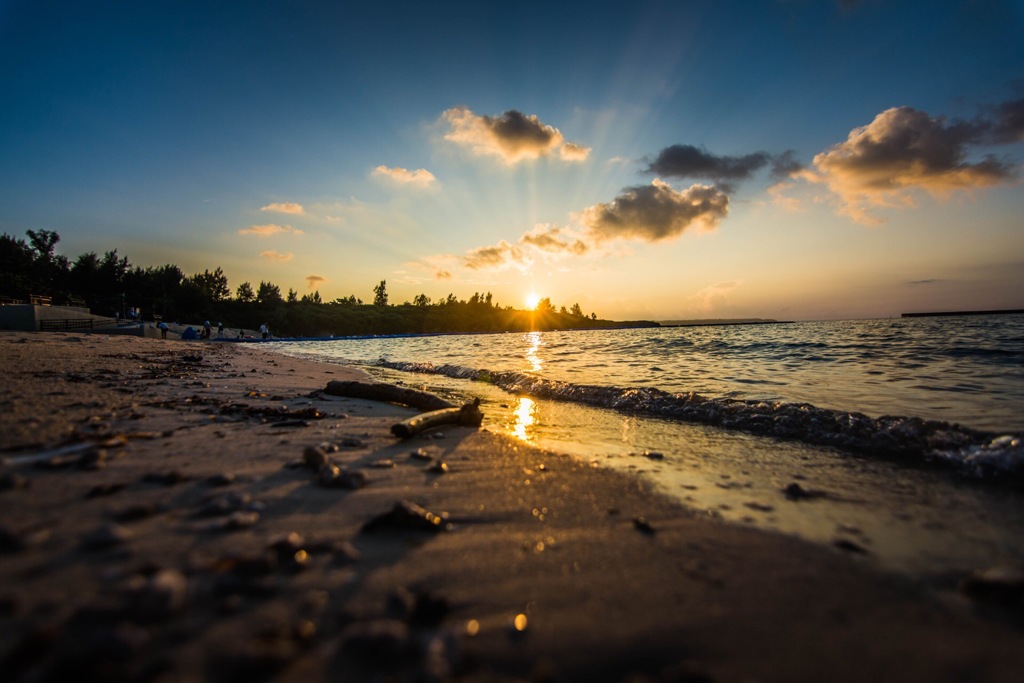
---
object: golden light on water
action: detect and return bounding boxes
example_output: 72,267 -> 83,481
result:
524,331 -> 543,373
511,396 -> 536,441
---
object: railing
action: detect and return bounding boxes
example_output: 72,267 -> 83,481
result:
40,319 -> 108,331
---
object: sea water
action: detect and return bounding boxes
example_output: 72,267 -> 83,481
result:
268,315 -> 1024,576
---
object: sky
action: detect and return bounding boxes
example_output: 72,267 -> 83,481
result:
1,0 -> 1022,321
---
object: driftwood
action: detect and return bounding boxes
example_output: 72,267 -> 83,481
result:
323,381 -> 455,412
391,399 -> 484,439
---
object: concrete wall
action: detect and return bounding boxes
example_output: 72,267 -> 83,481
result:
0,305 -> 119,332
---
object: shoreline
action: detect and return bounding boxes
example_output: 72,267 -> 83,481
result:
2,330 -> 1023,681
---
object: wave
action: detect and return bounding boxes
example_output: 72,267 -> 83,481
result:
374,359 -> 1024,481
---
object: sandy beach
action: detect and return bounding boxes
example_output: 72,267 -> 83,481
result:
1,330 -> 1022,682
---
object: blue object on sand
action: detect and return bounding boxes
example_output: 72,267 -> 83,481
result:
181,326 -> 198,340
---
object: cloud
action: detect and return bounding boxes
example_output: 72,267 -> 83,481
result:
464,240 -> 529,271
689,280 -> 743,313
575,179 -> 729,242
435,270 -> 452,280
239,224 -> 305,237
372,165 -> 439,188
987,96 -> 1024,143
441,107 -> 590,164
644,145 -> 801,190
259,202 -> 305,215
260,250 -> 294,262
809,106 -> 1016,224
519,224 -> 589,255
305,275 -> 326,290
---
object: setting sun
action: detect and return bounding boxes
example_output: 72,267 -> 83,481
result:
524,293 -> 541,311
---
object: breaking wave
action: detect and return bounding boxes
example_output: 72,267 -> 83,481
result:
375,359 -> 1024,481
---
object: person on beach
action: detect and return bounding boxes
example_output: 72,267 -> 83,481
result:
260,323 -> 269,339
158,321 -> 169,339
203,321 -> 212,339
217,321 -> 224,337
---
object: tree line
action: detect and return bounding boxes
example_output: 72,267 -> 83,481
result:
0,230 -> 655,336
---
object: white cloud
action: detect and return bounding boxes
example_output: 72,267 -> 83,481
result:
260,250 -> 294,262
239,224 -> 305,237
259,202 -> 305,215
809,106 -> 1016,224
372,165 -> 439,188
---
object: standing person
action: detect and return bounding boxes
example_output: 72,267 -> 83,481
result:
158,321 -> 169,339
217,321 -> 224,337
260,322 -> 268,340
203,320 -> 212,339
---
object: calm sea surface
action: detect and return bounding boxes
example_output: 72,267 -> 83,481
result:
267,315 -> 1024,575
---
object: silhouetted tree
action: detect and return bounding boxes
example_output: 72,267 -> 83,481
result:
373,280 -> 388,306
256,281 -> 283,304
236,281 -> 255,303
412,293 -> 431,306
190,267 -> 230,302
286,288 -> 298,303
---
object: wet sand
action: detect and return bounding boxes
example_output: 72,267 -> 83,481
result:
1,330 -> 1022,682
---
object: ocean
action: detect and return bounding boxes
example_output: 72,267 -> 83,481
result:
267,315 -> 1024,576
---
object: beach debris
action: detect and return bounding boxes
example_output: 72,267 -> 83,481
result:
303,445 -> 330,470
0,472 -> 30,491
207,472 -> 237,486
340,436 -> 366,448
142,470 -> 190,486
123,568 -> 188,620
782,482 -> 828,501
324,380 -> 455,411
82,523 -> 133,550
959,566 -> 1024,609
370,458 -> 396,468
410,448 -> 433,461
362,500 -> 452,533
633,516 -> 656,535
317,464 -> 369,489
200,491 -> 253,516
642,450 -> 665,461
112,502 -> 163,522
832,539 -> 868,554
427,461 -> 449,474
85,482 -> 127,498
340,619 -> 413,662
391,399 -> 484,440
0,525 -> 51,552
744,501 -> 775,513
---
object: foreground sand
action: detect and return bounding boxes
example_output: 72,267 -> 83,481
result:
1,331 -> 1022,682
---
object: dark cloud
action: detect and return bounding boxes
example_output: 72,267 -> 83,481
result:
988,96 -> 1024,143
519,225 -> 589,255
644,144 -> 801,190
442,107 -> 589,163
769,150 -> 804,180
577,180 -> 729,242
464,240 -> 527,270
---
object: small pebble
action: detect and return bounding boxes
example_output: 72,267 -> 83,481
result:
303,446 -> 329,470
633,517 -> 656,535
427,461 -> 449,474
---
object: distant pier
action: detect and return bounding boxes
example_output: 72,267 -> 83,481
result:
901,309 -> 1024,318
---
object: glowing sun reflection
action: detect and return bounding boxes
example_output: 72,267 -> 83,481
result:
511,396 -> 536,442
524,331 -> 543,373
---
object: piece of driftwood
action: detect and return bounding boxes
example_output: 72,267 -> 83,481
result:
391,399 -> 484,439
323,381 -> 455,412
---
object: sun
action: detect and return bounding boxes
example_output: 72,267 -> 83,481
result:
524,292 -> 541,311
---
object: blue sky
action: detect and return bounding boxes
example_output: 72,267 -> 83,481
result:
1,0 -> 1022,320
